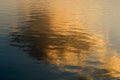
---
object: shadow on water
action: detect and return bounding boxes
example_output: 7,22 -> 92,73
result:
9,1 -> 120,80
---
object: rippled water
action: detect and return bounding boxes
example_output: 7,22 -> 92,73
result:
1,0 -> 120,80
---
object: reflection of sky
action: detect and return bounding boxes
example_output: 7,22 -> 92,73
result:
0,0 -> 19,36
99,0 -> 120,51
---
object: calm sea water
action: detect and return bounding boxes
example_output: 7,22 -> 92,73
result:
1,0 -> 120,80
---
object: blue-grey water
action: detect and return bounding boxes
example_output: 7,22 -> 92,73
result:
1,0 -> 120,80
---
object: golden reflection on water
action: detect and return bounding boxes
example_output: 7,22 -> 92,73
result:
10,0 -> 120,79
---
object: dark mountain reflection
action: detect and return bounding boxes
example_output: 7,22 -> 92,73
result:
9,0 -> 120,80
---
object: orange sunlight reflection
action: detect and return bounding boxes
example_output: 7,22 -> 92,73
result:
13,0 -> 120,79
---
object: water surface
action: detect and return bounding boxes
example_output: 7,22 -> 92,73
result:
1,0 -> 120,80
